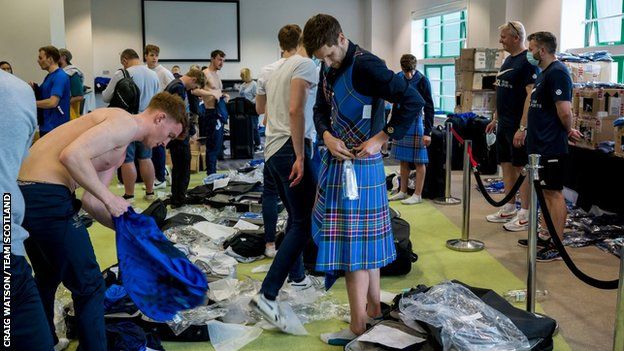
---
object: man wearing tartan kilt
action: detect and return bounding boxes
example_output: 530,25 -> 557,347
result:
303,14 -> 425,346
389,54 -> 435,205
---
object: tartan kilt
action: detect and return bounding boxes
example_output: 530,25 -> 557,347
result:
312,149 -> 396,273
391,116 -> 429,164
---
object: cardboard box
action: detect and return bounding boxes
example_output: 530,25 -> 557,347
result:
574,115 -> 617,149
576,88 -> 624,118
615,127 -> 624,158
456,90 -> 496,114
459,48 -> 505,72
190,151 -> 201,173
564,61 -> 613,83
456,71 -> 497,91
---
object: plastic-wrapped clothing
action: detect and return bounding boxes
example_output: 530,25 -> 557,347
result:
113,208 -> 208,322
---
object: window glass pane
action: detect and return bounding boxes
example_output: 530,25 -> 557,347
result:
442,81 -> 455,95
442,97 -> 455,112
443,42 -> 460,57
445,22 -> 461,40
596,0 -> 623,43
442,65 -> 455,80
430,80 -> 441,95
432,95 -> 442,110
426,67 -> 441,80
443,12 -> 460,22
426,16 -> 441,26
427,43 -> 441,57
428,25 -> 442,43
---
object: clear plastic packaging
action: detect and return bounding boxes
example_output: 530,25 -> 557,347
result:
208,278 -> 241,302
166,305 -> 228,335
399,281 -> 531,351
192,253 -> 238,282
54,285 -> 72,339
221,296 -> 255,325
343,160 -> 359,200
163,225 -> 212,249
206,320 -> 263,351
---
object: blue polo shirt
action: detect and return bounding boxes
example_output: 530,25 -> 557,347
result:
527,61 -> 572,157
40,67 -> 70,132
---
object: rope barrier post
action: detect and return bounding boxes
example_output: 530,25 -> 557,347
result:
526,154 -> 541,313
434,121 -> 461,205
446,140 -> 484,252
614,246 -> 624,351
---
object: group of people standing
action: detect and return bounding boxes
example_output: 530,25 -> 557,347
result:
1,11 -> 582,351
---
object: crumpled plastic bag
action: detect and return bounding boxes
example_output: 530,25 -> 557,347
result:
399,281 -> 530,351
166,305 -> 229,336
207,320 -> 263,351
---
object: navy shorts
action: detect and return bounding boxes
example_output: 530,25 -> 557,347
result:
496,125 -> 528,167
538,155 -> 566,191
125,141 -> 152,163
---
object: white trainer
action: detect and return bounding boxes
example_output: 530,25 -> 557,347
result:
249,293 -> 287,331
503,211 -> 529,232
486,205 -> 517,223
388,192 -> 409,201
401,195 -> 423,205
264,244 -> 277,258
288,275 -> 321,291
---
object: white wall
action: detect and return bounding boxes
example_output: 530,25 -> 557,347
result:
370,0 -> 394,64
521,0 -> 563,45
90,0 -> 367,81
0,0 -> 65,83
64,0 -> 94,87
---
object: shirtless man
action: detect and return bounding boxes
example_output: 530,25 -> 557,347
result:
196,50 -> 227,174
18,92 -> 186,350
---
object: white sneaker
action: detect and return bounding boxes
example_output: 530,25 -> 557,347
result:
401,195 -> 422,205
54,338 -> 70,351
288,275 -> 321,291
486,205 -> 517,223
320,328 -> 358,346
503,211 -> 529,232
143,180 -> 166,190
264,244 -> 277,258
249,293 -> 287,331
388,192 -> 409,201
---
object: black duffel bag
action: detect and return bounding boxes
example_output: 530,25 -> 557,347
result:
381,213 -> 418,276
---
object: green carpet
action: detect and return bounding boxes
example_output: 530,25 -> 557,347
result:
68,173 -> 570,350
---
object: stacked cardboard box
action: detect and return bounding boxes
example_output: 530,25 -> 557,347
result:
455,48 -> 505,116
573,87 -> 623,149
563,61 -> 612,83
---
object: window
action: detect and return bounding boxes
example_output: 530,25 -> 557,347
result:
418,10 -> 467,58
412,9 -> 466,113
585,0 -> 624,46
425,65 -> 456,113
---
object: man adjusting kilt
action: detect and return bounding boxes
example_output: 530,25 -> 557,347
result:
303,13 -> 424,345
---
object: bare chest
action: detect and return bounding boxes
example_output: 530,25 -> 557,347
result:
91,146 -> 127,172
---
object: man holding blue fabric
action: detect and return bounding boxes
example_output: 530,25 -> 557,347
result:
18,92 -> 186,350
32,45 -> 70,137
524,32 -> 582,262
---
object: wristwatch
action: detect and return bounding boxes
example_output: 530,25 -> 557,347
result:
518,125 -> 527,132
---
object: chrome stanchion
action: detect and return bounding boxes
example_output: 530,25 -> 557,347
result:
526,154 -> 541,313
434,121 -> 461,205
446,140 -> 484,252
613,247 -> 624,351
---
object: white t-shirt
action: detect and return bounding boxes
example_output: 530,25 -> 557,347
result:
152,64 -> 175,91
257,58 -> 286,96
102,65 -> 160,112
264,55 -> 318,161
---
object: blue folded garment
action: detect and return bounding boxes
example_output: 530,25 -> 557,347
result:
614,117 -> 624,128
113,208 -> 208,322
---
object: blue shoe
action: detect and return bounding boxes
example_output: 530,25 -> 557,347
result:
536,245 -> 562,262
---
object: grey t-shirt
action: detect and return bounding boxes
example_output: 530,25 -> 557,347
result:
264,55 -> 318,160
0,71 -> 37,256
102,65 -> 160,112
